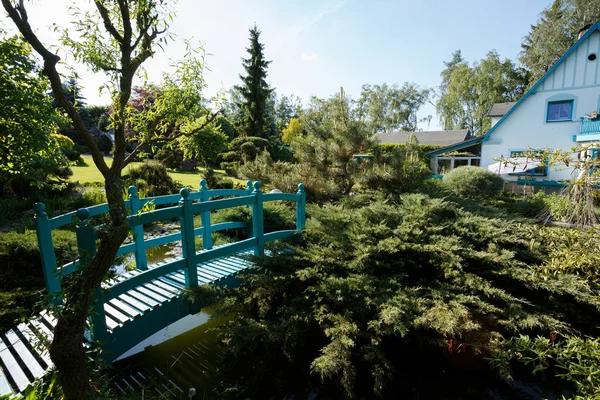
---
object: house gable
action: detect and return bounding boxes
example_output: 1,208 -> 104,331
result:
483,22 -> 600,142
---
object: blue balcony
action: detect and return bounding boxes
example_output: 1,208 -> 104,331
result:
573,118 -> 600,142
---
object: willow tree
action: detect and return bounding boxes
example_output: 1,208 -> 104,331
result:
1,1 -> 216,398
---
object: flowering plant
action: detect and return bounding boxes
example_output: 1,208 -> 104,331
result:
584,110 -> 599,120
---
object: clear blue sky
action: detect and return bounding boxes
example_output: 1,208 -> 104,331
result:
13,0 -> 551,130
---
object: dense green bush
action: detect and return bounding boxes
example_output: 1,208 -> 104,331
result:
360,146 -> 430,196
492,333 -> 600,399
443,166 -> 505,198
220,136 -> 271,176
0,230 -> 77,288
0,197 -> 30,225
81,187 -> 107,205
212,193 -> 600,399
202,167 -> 234,190
95,134 -> 113,154
210,201 -> 296,240
154,147 -> 184,169
377,143 -> 441,155
123,161 -> 181,196
238,151 -> 342,203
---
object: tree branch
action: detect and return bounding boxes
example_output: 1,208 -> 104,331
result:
122,111 -> 221,167
93,0 -> 124,44
1,0 -> 110,177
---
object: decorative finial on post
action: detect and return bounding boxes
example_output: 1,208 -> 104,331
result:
253,181 -> 261,193
33,202 -> 47,217
200,179 -> 208,191
128,185 -> 138,197
297,183 -> 305,194
76,207 -> 91,223
180,187 -> 191,199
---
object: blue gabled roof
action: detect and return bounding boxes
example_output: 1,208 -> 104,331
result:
482,21 -> 600,142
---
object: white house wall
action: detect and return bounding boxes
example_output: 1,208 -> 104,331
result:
481,31 -> 600,182
537,31 -> 600,93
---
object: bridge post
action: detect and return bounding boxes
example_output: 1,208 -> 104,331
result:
179,188 -> 198,287
199,179 -> 212,250
128,186 -> 148,270
75,208 -> 108,345
90,293 -> 108,346
296,183 -> 306,231
33,202 -> 61,305
75,208 -> 96,268
251,181 -> 264,256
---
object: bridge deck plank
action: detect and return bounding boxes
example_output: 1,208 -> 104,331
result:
0,251 -> 259,397
4,330 -> 46,380
17,323 -> 52,368
0,336 -> 30,393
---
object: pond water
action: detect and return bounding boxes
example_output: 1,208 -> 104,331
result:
111,243 -> 179,275
111,309 -> 229,398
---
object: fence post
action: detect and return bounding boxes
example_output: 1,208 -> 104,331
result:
199,179 -> 212,250
75,208 -> 96,268
33,203 -> 61,305
128,186 -> 147,270
296,183 -> 306,231
251,181 -> 264,256
179,188 -> 198,287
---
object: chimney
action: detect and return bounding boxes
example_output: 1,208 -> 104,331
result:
578,23 -> 593,40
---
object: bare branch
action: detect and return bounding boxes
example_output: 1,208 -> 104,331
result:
2,0 -> 110,177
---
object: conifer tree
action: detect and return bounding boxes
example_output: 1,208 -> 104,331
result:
235,24 -> 274,138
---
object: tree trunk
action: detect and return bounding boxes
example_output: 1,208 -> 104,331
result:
49,177 -> 128,399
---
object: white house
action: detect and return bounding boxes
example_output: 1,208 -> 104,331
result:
428,22 -> 600,183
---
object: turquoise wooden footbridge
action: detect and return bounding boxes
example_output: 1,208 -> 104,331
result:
0,180 -> 306,396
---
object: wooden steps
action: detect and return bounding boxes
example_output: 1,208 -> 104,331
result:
0,251 -> 255,397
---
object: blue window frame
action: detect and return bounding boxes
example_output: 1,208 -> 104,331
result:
546,100 -> 573,122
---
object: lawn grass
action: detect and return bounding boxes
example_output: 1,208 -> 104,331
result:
70,155 -> 246,189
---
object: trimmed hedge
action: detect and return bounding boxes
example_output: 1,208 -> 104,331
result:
443,166 -> 505,199
377,143 -> 441,154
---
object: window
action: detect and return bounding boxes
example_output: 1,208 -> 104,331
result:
509,150 -> 548,176
547,100 -> 573,122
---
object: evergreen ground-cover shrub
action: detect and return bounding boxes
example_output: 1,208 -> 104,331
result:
444,166 -> 505,199
211,191 -> 600,399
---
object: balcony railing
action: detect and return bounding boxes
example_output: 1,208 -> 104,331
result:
580,118 -> 600,134
574,118 -> 600,142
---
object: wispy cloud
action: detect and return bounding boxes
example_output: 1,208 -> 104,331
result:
272,0 -> 350,49
301,52 -> 318,62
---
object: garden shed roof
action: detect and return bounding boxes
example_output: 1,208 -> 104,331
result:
487,102 -> 516,117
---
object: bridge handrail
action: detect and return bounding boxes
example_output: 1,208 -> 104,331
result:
33,180 -> 306,309
101,238 -> 257,303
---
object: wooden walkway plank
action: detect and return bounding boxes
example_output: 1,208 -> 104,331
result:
0,251 -> 259,397
0,337 -> 31,393
16,323 -> 52,368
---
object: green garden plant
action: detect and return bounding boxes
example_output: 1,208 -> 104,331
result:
443,166 -> 505,199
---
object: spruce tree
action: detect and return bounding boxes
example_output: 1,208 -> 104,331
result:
235,24 -> 274,138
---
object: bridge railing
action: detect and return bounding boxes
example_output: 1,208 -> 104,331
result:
33,180 -> 306,315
